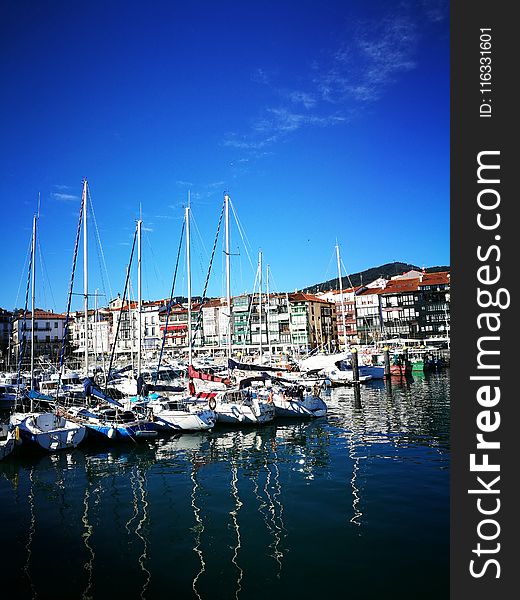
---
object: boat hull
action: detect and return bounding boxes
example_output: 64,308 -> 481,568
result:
152,409 -> 216,432
273,396 -> 314,418
215,400 -> 275,425
10,412 -> 86,451
84,422 -> 157,441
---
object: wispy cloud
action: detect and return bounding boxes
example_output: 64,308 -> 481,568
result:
286,91 -> 317,109
224,10 -> 427,158
315,15 -> 418,104
251,68 -> 271,85
51,192 -> 80,201
173,180 -> 227,206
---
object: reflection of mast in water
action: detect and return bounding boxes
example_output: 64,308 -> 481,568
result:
135,467 -> 151,600
347,405 -> 367,527
81,470 -> 95,600
347,433 -> 362,526
190,455 -> 206,600
270,442 -> 286,574
24,466 -> 37,599
124,463 -> 151,599
251,434 -> 285,577
229,437 -> 244,600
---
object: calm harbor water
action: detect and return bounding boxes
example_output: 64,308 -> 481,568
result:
0,372 -> 450,600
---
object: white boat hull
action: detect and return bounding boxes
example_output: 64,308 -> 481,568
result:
215,399 -> 275,425
10,412 -> 86,451
151,407 -> 216,431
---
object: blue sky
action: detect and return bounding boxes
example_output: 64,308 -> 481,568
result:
0,0 -> 449,312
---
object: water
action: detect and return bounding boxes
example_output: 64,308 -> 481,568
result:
0,373 -> 449,600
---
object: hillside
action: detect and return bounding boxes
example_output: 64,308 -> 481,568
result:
300,262 -> 450,294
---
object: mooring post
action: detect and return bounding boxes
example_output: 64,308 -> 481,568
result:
351,347 -> 360,382
403,346 -> 409,375
351,347 -> 362,408
354,382 -> 362,409
384,346 -> 391,379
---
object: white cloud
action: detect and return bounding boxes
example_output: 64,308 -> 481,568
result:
51,192 -> 80,201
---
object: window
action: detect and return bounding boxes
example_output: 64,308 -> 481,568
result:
54,322 -> 58,328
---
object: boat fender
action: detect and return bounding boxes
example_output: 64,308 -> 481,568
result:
107,427 -> 116,439
267,392 -> 273,404
15,426 -> 20,442
208,398 -> 217,411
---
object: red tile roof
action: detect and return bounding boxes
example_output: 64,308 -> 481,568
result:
289,293 -> 334,304
15,311 -> 66,320
418,272 -> 450,286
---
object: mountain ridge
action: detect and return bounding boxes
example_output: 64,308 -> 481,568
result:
300,261 -> 450,294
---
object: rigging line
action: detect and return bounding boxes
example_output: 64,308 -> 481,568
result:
243,264 -> 259,347
192,199 -> 225,346
143,230 -> 163,296
229,199 -> 256,275
267,265 -> 281,295
56,191 -> 84,402
37,236 -> 57,311
156,220 -> 185,382
16,234 -> 34,399
88,187 -> 113,302
340,257 -> 355,290
322,246 -> 336,289
105,228 -> 138,393
14,235 -> 33,310
190,211 -> 210,261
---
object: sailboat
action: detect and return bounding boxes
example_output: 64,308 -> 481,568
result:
197,195 -> 274,425
10,204 -> 86,452
66,201 -> 157,441
130,211 -> 217,432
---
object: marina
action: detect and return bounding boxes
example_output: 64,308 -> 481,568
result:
0,373 -> 449,599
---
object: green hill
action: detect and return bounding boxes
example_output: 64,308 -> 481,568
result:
300,262 -> 450,294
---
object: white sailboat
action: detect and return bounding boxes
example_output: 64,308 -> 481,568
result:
10,203 -> 86,451
210,195 -> 274,424
137,205 -> 217,431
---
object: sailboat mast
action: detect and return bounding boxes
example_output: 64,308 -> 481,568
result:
266,264 -> 270,355
30,213 -> 36,406
137,218 -> 142,376
186,199 -> 192,366
224,194 -> 232,360
82,179 -> 89,375
258,250 -> 263,362
336,242 -> 348,352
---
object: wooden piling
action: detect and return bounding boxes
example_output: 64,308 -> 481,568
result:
384,346 -> 391,379
351,347 -> 360,382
